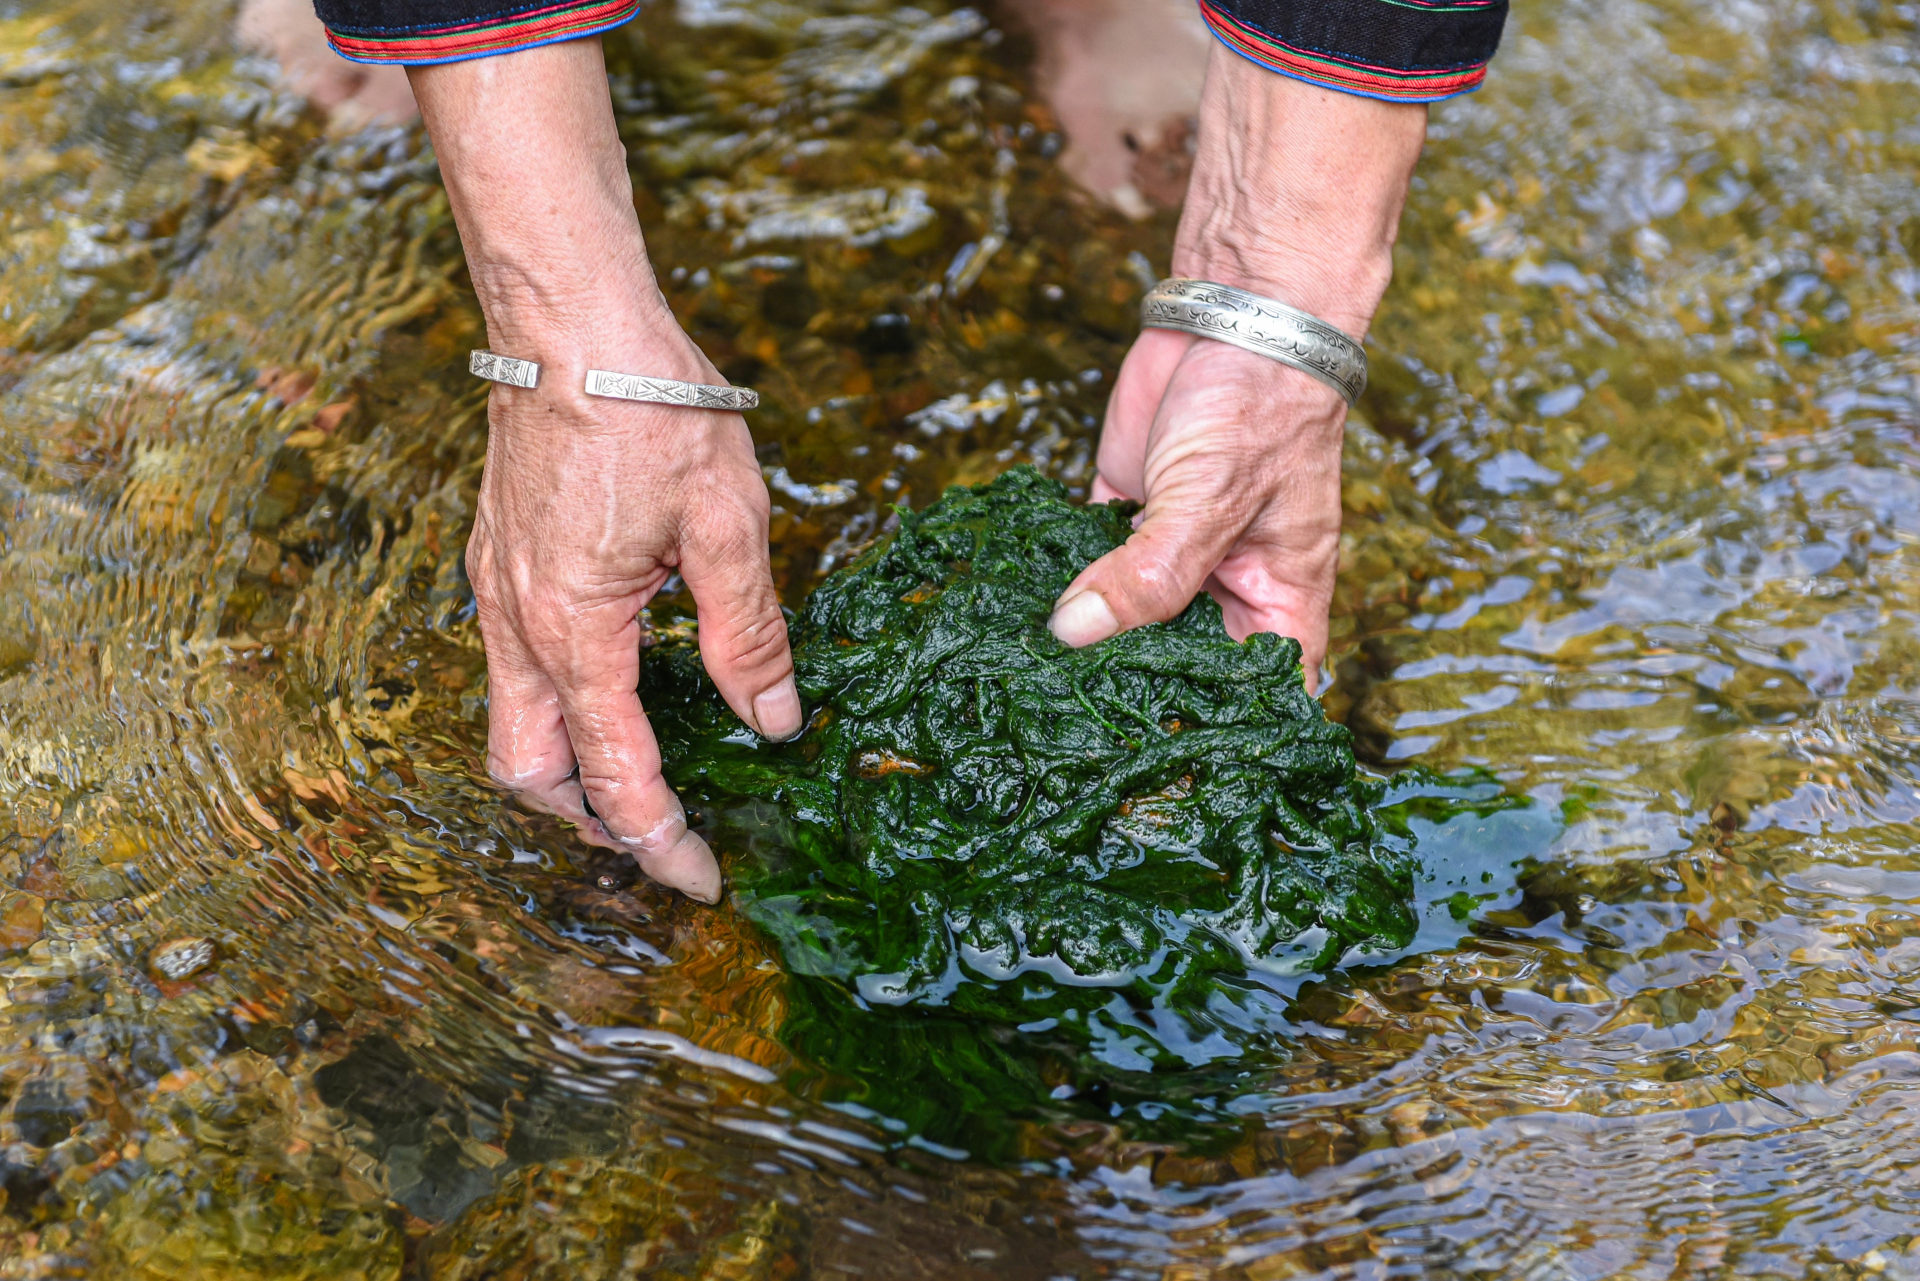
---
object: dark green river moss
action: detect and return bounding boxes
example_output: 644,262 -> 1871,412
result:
644,468 -> 1428,1143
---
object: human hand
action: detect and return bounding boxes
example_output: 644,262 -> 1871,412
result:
412,39 -> 801,901
1057,330 -> 1348,678
464,326 -> 798,904
1048,43 -> 1428,688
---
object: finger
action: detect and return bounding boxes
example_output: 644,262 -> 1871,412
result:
514,587 -> 720,901
1049,475 -> 1242,647
1096,327 -> 1192,499
678,475 -> 803,740
1206,554 -> 1336,691
477,592 -> 603,833
485,598 -> 705,869
1106,326 -> 1192,424
544,625 -> 722,901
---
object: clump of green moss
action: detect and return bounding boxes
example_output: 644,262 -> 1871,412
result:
642,467 -> 1421,1138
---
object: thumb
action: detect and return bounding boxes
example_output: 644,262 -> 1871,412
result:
1048,482 -> 1240,647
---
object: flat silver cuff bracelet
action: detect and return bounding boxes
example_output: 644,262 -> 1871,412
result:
469,351 -> 760,412
469,350 -> 541,389
1140,279 -> 1368,405
584,369 -> 759,412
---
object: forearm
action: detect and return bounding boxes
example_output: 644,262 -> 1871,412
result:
1174,42 -> 1427,340
407,38 -> 687,379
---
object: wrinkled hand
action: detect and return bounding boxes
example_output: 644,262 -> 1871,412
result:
1049,330 -> 1347,681
467,327 -> 801,903
1047,42 -> 1427,688
410,38 -> 802,902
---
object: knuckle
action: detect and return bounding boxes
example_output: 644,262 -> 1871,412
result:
517,616 -> 619,679
693,488 -> 770,551
539,564 -> 615,604
577,764 -> 666,826
519,576 -> 639,636
718,607 -> 793,673
467,539 -> 497,582
524,577 -> 588,619
1111,539 -> 1207,624
486,749 -> 557,791
577,770 -> 619,806
513,587 -> 578,646
576,773 -> 630,827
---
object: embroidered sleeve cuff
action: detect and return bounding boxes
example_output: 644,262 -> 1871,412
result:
1198,0 -> 1508,103
320,0 -> 641,65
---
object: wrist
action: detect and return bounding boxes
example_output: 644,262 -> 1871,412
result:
454,169 -> 670,359
1171,228 -> 1394,339
408,40 -> 706,389
1171,235 -> 1394,346
471,257 -> 679,356
473,270 -> 709,415
1172,42 -> 1426,337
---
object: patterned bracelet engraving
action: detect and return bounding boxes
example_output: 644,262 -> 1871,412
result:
469,350 -> 541,389
1140,279 -> 1368,405
584,369 -> 760,412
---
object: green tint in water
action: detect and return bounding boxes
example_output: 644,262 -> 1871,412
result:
645,467 -> 1423,1142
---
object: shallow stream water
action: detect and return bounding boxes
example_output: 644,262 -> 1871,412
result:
4,0 -> 1920,1276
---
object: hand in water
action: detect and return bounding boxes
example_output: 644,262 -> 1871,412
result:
411,39 -> 802,901
1050,331 -> 1348,682
1048,46 -> 1429,688
467,330 -> 800,903
409,35 -> 1423,896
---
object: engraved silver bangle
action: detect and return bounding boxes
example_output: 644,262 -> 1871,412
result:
469,349 -> 541,389
584,369 -> 759,412
1140,279 -> 1368,405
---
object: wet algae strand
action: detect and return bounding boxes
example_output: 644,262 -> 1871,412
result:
642,468 -> 1419,1130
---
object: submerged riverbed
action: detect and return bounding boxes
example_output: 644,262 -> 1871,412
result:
4,0 -> 1920,1275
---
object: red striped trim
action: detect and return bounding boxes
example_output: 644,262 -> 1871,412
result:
324,0 -> 641,64
1198,0 -> 1490,102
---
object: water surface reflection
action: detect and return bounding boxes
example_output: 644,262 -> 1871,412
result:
2,0 -> 1919,1275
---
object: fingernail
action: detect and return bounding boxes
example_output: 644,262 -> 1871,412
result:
752,681 -> 804,741
1049,591 -> 1119,647
626,826 -> 723,904
665,829 -> 723,904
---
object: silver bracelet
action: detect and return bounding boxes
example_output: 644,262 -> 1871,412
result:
584,369 -> 759,412
469,350 -> 541,389
1140,279 -> 1368,405
468,350 -> 760,412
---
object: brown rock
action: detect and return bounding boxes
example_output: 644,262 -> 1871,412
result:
150,937 -> 216,983
267,369 -> 317,405
0,892 -> 44,950
312,398 -> 355,433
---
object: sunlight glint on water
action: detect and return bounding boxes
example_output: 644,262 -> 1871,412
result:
2,0 -> 1920,1275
